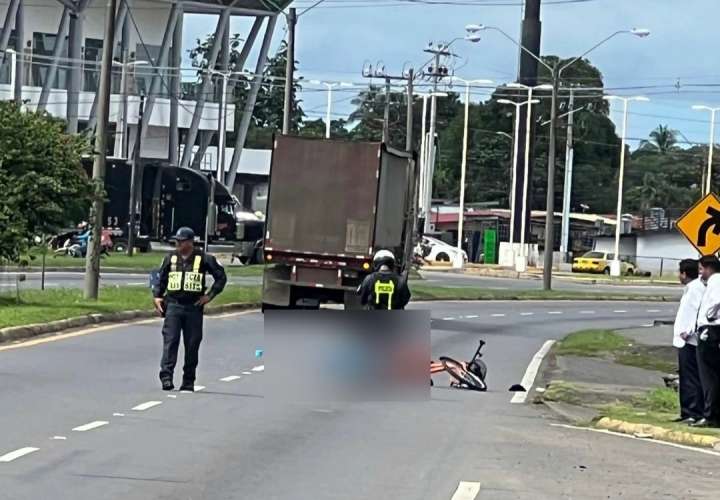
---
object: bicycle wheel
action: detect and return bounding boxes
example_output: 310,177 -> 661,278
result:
439,356 -> 487,391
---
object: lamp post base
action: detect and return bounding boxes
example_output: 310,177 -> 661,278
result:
515,255 -> 528,273
610,259 -> 622,277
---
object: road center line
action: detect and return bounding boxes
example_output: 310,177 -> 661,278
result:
442,317 -> 455,321
251,365 -> 265,372
520,312 -> 534,316
220,375 -> 242,382
242,371 -> 252,375
194,385 -> 206,392
72,421 -> 109,432
466,315 -> 479,319
548,311 -> 563,315
51,436 -> 67,440
647,309 -> 661,313
580,311 -> 596,314
450,481 -> 482,500
0,447 -> 40,463
511,340 -> 556,404
491,313 -> 505,317
132,401 -> 162,411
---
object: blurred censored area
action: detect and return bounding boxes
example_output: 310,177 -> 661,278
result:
264,311 -> 431,402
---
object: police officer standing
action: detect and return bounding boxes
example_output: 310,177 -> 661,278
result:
152,227 -> 227,391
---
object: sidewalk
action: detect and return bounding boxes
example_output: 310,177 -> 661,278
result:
536,326 -> 720,449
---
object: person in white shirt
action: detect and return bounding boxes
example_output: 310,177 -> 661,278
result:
693,255 -> 720,427
672,259 -> 705,424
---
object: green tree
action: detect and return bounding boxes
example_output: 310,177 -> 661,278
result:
189,36 -> 304,149
0,103 -> 91,261
639,124 -> 679,154
299,118 -> 351,139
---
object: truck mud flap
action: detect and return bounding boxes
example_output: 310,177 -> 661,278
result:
262,265 -> 292,307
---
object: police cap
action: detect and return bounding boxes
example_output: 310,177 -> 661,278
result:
174,227 -> 195,242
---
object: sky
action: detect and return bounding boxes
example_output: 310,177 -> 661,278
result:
182,0 -> 720,148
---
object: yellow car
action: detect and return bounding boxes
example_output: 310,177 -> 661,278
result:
572,251 -> 636,276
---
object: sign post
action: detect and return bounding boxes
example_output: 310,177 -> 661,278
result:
676,193 -> 720,255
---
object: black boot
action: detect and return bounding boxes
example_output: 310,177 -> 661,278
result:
161,379 -> 174,391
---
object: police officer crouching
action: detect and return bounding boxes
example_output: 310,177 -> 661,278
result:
357,250 -> 411,310
152,227 -> 227,391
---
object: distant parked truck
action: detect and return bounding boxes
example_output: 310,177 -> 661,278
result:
261,136 -> 416,310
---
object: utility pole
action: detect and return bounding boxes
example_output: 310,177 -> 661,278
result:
542,65 -> 559,291
282,7 -> 296,135
127,93 -> 144,256
560,88 -> 574,260
405,69 -> 414,152
84,0 -> 117,299
383,77 -> 391,143
216,73 -> 228,183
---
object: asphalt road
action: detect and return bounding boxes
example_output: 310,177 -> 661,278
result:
2,300 -> 718,499
0,269 -> 682,298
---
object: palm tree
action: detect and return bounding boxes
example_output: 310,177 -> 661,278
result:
639,124 -> 679,154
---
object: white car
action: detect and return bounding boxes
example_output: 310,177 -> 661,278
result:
417,236 -> 468,264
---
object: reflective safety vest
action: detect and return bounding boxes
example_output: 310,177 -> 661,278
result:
167,254 -> 204,293
374,279 -> 395,310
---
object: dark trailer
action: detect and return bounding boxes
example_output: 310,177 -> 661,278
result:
82,158 -> 237,245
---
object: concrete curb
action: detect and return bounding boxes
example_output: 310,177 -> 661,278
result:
0,302 -> 260,344
596,417 -> 720,450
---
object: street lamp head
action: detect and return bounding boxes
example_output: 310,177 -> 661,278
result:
505,82 -> 527,89
465,34 -> 482,43
465,24 -> 485,33
309,79 -> 322,85
630,28 -> 651,38
497,99 -> 515,105
693,105 -> 712,111
632,96 -> 650,102
536,84 -> 554,91
529,99 -> 540,104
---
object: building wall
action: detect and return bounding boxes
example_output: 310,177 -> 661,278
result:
636,232 -> 698,274
593,235 -> 637,261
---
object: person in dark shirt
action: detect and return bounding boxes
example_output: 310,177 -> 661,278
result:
357,250 -> 411,310
152,227 -> 227,391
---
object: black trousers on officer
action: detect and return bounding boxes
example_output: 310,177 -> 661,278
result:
697,326 -> 720,423
678,344 -> 704,420
160,302 -> 204,386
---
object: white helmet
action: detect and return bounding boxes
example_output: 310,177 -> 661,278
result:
373,249 -> 396,270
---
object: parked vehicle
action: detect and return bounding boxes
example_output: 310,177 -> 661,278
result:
572,251 -> 636,275
416,235 -> 468,264
262,136 -> 416,310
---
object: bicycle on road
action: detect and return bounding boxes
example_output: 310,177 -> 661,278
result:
430,340 -> 488,391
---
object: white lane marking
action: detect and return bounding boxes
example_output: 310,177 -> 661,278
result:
465,315 -> 479,319
251,365 -> 265,372
640,323 -> 654,328
550,423 -> 720,457
51,436 -> 67,440
167,394 -> 177,399
580,311 -> 596,315
112,413 -> 125,417
220,375 -> 242,382
614,310 -> 627,313
194,385 -> 206,392
242,371 -> 252,375
72,421 -> 109,432
126,282 -> 145,286
450,481 -> 482,500
132,401 -> 162,411
491,313 -> 506,317
520,312 -> 534,316
548,311 -> 563,315
647,309 -> 661,313
442,317 -> 455,321
0,447 -> 40,462
511,340 -> 556,404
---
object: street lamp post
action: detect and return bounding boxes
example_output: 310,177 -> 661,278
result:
604,95 -> 649,277
113,59 -> 148,159
310,80 -> 353,139
692,105 -> 720,195
450,77 -> 493,268
209,70 -> 248,184
466,24 -> 649,288
499,87 -> 546,272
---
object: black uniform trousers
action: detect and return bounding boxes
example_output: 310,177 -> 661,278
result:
697,326 -> 720,422
160,301 -> 204,385
678,344 -> 704,420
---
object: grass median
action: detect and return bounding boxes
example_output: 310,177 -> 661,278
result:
0,284 -> 672,331
0,285 -> 262,330
410,285 -> 671,303
555,329 -> 676,373
10,250 -> 264,277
